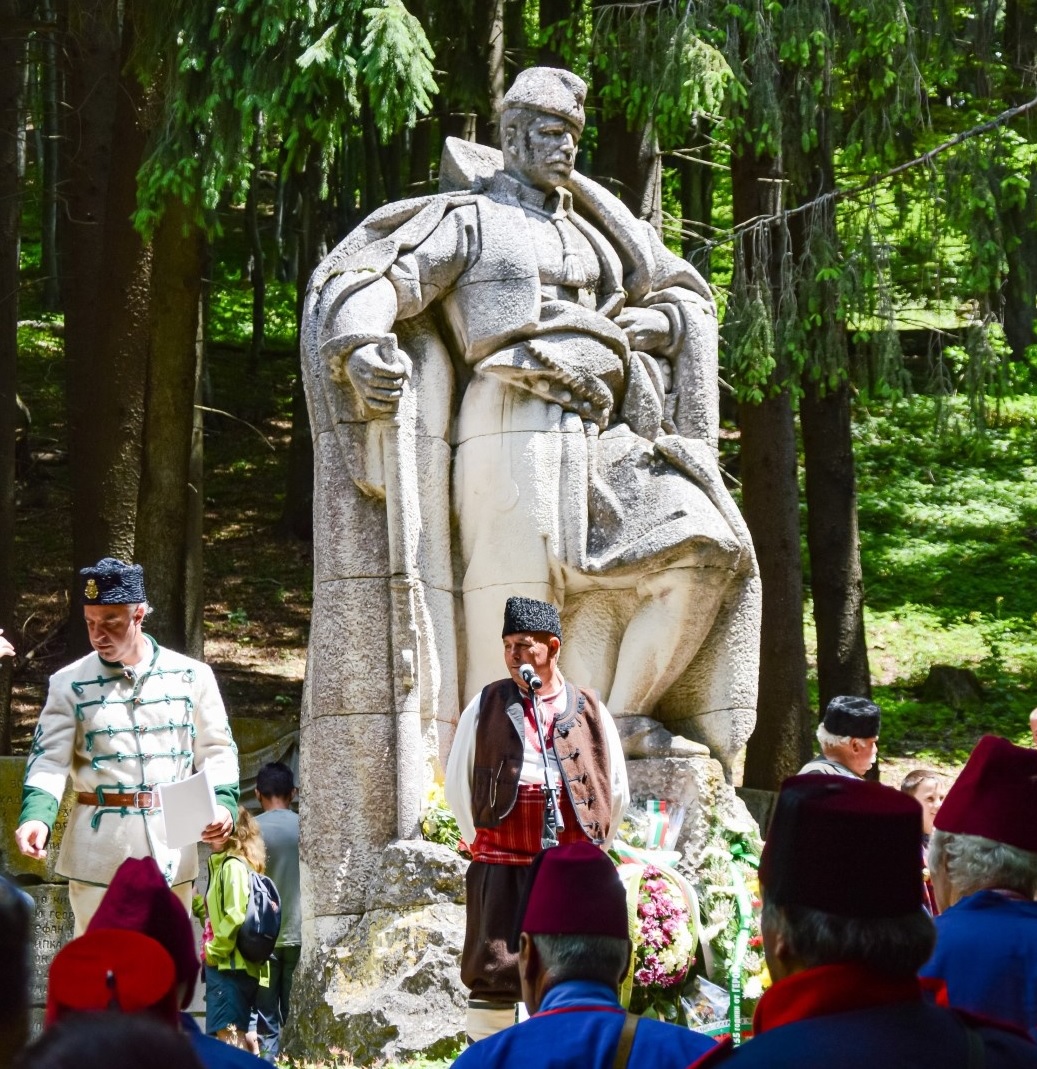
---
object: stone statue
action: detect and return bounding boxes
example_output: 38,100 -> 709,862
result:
302,66 -> 760,813
291,67 -> 763,1057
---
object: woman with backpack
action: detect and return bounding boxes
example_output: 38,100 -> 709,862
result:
203,807 -> 270,1053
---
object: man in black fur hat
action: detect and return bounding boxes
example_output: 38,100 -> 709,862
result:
445,595 -> 629,1044
14,557 -> 239,934
798,695 -> 880,778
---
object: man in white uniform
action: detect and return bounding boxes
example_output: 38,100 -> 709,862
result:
14,557 -> 239,933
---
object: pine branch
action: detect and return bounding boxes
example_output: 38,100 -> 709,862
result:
704,94 -> 1037,251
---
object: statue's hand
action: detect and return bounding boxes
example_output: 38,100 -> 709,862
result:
614,307 -> 671,352
346,339 -> 412,415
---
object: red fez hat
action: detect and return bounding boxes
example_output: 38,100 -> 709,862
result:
761,775 -> 923,917
46,929 -> 179,1028
88,856 -> 199,1009
934,734 -> 1037,852
509,841 -> 629,952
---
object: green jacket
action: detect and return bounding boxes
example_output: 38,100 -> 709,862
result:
204,851 -> 269,984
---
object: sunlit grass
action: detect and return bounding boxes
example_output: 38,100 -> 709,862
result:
854,395 -> 1037,763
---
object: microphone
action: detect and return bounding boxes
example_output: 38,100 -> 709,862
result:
519,664 -> 543,691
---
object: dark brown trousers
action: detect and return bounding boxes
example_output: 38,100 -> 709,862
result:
460,861 -> 533,1004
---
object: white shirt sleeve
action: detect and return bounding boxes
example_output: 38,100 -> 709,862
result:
597,699 -> 629,847
444,692 -> 482,846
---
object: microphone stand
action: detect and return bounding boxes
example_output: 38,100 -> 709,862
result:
526,675 -> 564,849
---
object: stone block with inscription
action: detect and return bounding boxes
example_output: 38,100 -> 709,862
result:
0,757 -> 73,884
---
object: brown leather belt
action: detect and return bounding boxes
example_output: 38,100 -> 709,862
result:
76,789 -> 157,809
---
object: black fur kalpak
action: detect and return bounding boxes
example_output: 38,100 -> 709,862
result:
501,596 -> 562,640
80,558 -> 147,605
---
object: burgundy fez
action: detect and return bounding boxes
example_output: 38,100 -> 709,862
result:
88,856 -> 199,1009
934,734 -> 1037,853
761,775 -> 923,917
509,841 -> 629,951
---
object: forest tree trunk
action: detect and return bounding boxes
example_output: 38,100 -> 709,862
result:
59,0 -> 151,654
731,147 -> 813,788
592,113 -> 662,226
800,380 -> 871,708
676,134 -> 713,274
0,0 -> 29,753
39,0 -> 61,310
135,196 -> 205,657
245,130 -> 266,376
785,37 -> 872,710
486,0 -> 504,141
280,153 -> 319,540
1001,0 -> 1037,363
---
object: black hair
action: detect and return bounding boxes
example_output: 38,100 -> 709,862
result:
256,761 -> 295,800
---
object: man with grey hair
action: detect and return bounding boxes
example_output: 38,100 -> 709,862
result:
798,695 -> 880,778
687,774 -> 1037,1069
450,842 -> 715,1069
920,734 -> 1037,1040
14,557 -> 239,933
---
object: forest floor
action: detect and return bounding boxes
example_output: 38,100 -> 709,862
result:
9,324 -> 312,750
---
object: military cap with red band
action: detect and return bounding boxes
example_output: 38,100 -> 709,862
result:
761,774 -> 923,917
934,734 -> 1037,853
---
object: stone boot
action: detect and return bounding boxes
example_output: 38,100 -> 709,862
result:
616,715 -> 710,759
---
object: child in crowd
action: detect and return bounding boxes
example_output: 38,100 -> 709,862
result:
900,768 -> 945,914
204,807 -> 269,1052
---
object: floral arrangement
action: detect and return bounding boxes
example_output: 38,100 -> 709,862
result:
692,814 -> 770,1033
614,801 -> 770,1039
623,864 -> 697,1019
419,782 -> 465,854
613,801 -> 699,1022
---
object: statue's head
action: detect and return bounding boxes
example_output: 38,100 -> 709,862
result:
501,67 -> 586,192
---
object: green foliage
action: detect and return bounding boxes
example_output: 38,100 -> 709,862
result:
359,1 -> 437,138
135,0 -> 438,236
855,395 -> 1037,758
591,7 -> 734,148
208,280 -> 298,349
419,783 -> 462,852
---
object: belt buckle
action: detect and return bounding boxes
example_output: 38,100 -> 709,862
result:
133,789 -> 154,810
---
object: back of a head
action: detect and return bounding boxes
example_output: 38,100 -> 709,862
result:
0,876 -> 33,1067
227,806 -> 266,872
13,1012 -> 203,1069
930,735 -> 1037,901
256,761 -> 295,800
761,775 -> 933,977
87,857 -> 199,1008
513,842 -> 631,986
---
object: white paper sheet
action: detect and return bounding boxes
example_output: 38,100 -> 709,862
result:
158,768 -> 218,849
